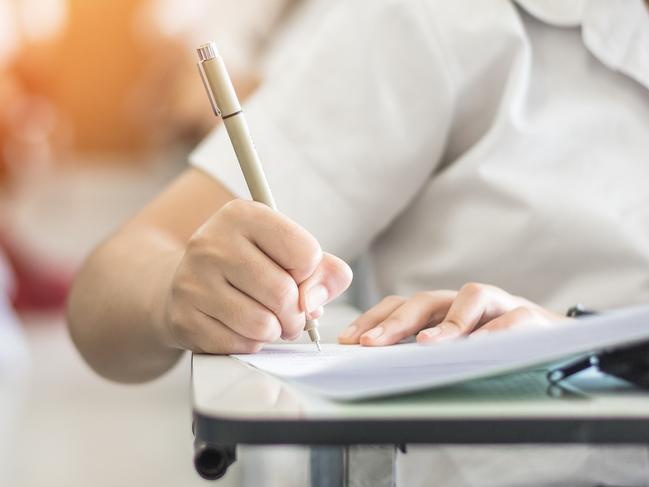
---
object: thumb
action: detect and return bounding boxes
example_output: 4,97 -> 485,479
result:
299,253 -> 353,318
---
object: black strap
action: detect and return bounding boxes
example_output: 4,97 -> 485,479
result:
566,304 -> 598,318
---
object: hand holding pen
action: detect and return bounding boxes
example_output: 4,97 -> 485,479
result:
155,43 -> 352,354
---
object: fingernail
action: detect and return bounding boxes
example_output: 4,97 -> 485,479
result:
306,285 -> 328,313
339,324 -> 357,339
419,327 -> 441,339
362,326 -> 384,340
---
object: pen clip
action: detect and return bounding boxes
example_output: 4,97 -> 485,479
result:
197,63 -> 221,118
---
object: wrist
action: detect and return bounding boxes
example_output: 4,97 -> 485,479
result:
149,249 -> 186,350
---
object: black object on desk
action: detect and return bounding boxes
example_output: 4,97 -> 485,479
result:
548,341 -> 649,389
548,305 -> 649,389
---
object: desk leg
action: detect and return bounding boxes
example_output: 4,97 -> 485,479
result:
310,446 -> 396,487
310,447 -> 345,487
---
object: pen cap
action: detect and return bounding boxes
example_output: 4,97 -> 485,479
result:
197,43 -> 241,117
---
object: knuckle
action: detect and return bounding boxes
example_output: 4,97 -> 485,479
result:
220,199 -> 267,228
461,282 -> 486,297
283,226 -> 321,272
221,198 -> 248,218
303,235 -> 323,265
272,278 -> 299,313
412,291 -> 433,302
297,239 -> 322,275
251,310 -> 281,341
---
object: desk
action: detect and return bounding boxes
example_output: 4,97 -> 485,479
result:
191,352 -> 649,486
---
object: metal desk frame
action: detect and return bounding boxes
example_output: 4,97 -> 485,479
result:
191,354 -> 649,487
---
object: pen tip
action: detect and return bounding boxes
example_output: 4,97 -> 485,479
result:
316,341 -> 322,352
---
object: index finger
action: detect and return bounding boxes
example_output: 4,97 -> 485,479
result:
359,291 -> 456,347
222,199 -> 322,283
416,283 -> 524,344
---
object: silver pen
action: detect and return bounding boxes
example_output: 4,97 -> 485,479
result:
196,42 -> 322,352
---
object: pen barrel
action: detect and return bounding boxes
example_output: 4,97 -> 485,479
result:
197,42 -> 318,345
200,56 -> 241,117
305,319 -> 321,343
223,115 -> 277,209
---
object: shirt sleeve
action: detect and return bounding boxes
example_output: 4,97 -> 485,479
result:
190,0 -> 455,262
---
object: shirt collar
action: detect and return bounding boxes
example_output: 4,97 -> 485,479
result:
515,0 -> 649,90
515,0 -> 588,27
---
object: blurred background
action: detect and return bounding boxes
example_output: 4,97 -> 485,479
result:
0,0 -> 315,485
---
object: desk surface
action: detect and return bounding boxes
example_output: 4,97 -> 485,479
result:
192,353 -> 649,446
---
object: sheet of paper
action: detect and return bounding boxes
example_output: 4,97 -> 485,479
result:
234,305 -> 649,401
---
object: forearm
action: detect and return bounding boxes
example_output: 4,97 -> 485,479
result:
67,228 -> 185,383
65,168 -> 353,381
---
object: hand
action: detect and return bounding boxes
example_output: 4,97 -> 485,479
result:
338,283 -> 566,347
162,199 -> 353,354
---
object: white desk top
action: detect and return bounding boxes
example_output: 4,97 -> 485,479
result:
192,352 -> 649,421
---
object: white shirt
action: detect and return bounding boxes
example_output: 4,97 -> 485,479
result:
147,0 -> 294,74
190,0 -> 649,485
191,0 -> 649,313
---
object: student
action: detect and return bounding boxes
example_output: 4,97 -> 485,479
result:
68,0 -> 649,485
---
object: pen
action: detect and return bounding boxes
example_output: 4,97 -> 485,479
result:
196,42 -> 322,352
546,354 -> 597,384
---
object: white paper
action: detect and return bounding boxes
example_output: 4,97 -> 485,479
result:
233,305 -> 649,401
